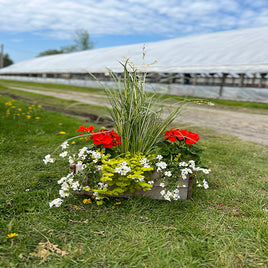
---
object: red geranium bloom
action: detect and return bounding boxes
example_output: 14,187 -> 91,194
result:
164,128 -> 180,142
164,128 -> 199,145
84,126 -> 95,133
77,125 -> 85,132
91,129 -> 121,148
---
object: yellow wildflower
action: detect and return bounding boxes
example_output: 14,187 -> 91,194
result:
114,202 -> 121,205
83,198 -> 92,204
11,106 -> 16,108
71,141 -> 76,144
18,108 -> 22,111
35,117 -> 40,120
26,115 -> 31,119
59,131 -> 66,135
7,233 -> 18,238
28,106 -> 32,109
37,104 -> 42,108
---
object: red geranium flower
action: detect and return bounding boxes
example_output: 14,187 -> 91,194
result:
77,125 -> 95,135
91,129 -> 121,148
164,128 -> 199,145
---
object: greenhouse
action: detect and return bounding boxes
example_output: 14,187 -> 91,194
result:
0,26 -> 268,102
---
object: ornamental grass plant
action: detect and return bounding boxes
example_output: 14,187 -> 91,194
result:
103,61 -> 184,155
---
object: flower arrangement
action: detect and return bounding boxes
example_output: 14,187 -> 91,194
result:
44,61 -> 210,207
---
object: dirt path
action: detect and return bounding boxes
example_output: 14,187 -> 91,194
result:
7,86 -> 268,146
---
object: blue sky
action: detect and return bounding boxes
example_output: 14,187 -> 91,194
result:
0,0 -> 267,63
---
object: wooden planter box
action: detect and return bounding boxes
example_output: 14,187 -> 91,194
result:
70,164 -> 194,200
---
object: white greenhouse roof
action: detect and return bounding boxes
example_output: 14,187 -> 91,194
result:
1,26 -> 268,75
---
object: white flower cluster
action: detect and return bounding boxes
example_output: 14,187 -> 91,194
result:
132,176 -> 145,182
197,179 -> 209,189
78,146 -> 89,160
139,158 -> 151,168
59,151 -> 68,158
160,188 -> 180,201
49,198 -> 63,208
155,161 -> 167,172
181,168 -> 193,180
88,150 -> 102,163
43,154 -> 55,164
60,141 -> 69,149
115,161 -> 131,176
49,173 -> 81,207
68,154 -> 76,164
179,160 -> 211,180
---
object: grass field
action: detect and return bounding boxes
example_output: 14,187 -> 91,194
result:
0,92 -> 267,267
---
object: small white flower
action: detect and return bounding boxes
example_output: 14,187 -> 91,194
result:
57,176 -> 67,184
59,151 -> 68,158
203,179 -> 209,189
163,194 -> 171,201
148,181 -> 154,185
174,188 -> 180,194
71,181 -> 80,191
25,189 -> 30,192
96,165 -> 103,171
164,171 -> 172,177
159,182 -> 165,188
179,162 -> 188,167
59,189 -> 69,198
155,155 -> 163,160
43,154 -> 55,164
160,190 -> 166,196
202,169 -> 211,174
61,141 -> 69,149
68,155 -> 75,164
49,198 -> 63,208
139,158 -> 148,165
173,193 -> 180,200
155,161 -> 167,171
61,182 -> 69,191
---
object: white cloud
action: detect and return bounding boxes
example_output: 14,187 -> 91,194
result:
0,0 -> 267,39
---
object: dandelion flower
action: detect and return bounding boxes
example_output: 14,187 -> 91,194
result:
26,115 -> 31,119
7,233 -> 18,238
83,198 -> 92,204
35,117 -> 40,120
59,131 -> 66,135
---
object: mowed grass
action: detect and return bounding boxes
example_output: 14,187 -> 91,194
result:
0,94 -> 267,267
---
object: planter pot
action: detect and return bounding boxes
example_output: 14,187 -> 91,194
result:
70,163 -> 193,200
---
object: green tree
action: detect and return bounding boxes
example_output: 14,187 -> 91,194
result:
61,29 -> 94,52
3,54 -> 13,67
37,49 -> 63,57
37,29 -> 94,57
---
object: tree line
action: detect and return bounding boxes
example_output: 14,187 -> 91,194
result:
1,29 -> 94,67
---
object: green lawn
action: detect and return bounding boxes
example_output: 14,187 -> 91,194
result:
0,94 -> 267,267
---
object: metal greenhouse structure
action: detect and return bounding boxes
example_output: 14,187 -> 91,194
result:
0,26 -> 268,102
